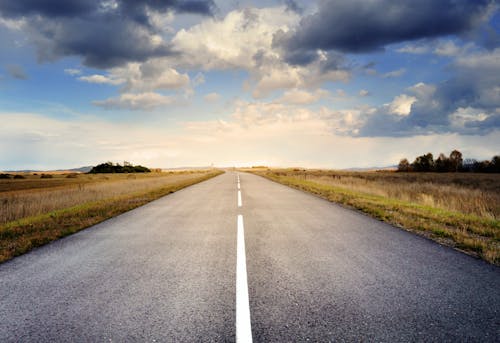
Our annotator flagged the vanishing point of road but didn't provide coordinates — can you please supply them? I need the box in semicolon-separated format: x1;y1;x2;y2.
1;172;499;341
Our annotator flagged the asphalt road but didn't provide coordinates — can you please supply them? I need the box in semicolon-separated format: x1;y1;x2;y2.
1;171;499;342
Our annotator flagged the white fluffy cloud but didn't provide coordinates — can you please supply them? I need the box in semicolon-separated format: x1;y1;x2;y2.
78;74;124;85
113;59;190;92
277;88;330;105
171;6;349;98
76;59;191;110
204;92;220;102
388;94;416;115
172;7;300;70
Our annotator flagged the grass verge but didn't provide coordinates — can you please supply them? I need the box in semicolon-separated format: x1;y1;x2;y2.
249;170;500;265
0;170;223;263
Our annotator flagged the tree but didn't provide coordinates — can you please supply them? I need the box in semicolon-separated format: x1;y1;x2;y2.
462;158;477;172
397;158;411;172
434;153;450;172
412;153;434;172
491;155;500;173
449;150;463;172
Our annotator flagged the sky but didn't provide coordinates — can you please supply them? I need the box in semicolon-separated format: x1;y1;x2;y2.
0;0;499;170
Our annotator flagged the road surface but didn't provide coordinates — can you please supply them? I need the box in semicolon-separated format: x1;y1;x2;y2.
1;172;499;342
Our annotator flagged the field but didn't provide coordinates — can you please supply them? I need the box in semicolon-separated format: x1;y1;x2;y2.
0;170;223;263
246;168;500;265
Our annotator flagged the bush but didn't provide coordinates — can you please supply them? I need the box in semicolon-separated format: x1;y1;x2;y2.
13;175;25;179
397;158;410;172
40;174;53;179
88;162;151;174
66;173;78;178
0;173;11;179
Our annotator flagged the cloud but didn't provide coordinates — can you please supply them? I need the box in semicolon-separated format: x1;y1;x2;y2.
382;68;406;78
277;88;329;105
0;0;215;20
0;111;185;170
396;39;475;57
249;50;349;98
433;41;467;57
25;17;173;68
396;43;430;55
0;0;216;68
92;92;175;110
192;73;205;86
275;0;492;64
359;89;370;97
74;59;190;108
114;59;190;92
171;6;300;70
78;74;124;85
170;6;349;97
355;49;500;136
5;64;28;79
1;111;499;170
284;0;303;14
204;92;220;102
64;68;81;75
388;94;416;116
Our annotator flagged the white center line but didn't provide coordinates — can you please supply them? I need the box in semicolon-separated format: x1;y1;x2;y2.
236;214;253;343
238;190;242;207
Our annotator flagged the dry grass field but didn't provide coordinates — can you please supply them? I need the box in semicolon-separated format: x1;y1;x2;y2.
0;170;223;263
247;168;500;265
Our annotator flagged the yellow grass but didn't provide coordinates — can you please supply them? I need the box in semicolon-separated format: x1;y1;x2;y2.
0;170;223;263
247;168;500;265
0;172;215;224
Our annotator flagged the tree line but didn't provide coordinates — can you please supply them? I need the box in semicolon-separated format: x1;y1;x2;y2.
397;150;500;173
88;162;151;174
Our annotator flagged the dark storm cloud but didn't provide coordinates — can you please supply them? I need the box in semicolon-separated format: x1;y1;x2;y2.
0;0;94;18
0;0;215;19
0;0;216;68
175;0;215;14
26;17;175;69
275;0;493;64
284;0;303;14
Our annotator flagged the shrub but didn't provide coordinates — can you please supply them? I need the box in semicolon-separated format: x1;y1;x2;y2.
13;175;25;179
88;162;151;174
397;158;410;172
0;174;11;179
40;174;53;179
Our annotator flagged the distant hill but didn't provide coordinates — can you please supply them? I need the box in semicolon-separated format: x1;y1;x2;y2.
65;166;93;173
342;165;397;171
4;166;93;173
